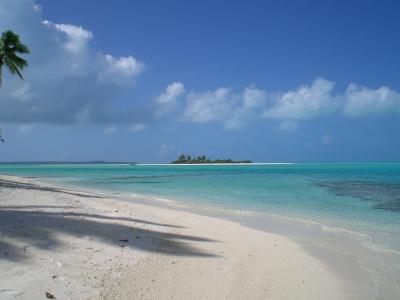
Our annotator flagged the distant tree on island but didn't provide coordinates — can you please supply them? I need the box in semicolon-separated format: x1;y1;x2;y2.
171;154;252;164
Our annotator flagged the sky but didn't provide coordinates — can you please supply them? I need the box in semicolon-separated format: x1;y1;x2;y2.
0;0;399;163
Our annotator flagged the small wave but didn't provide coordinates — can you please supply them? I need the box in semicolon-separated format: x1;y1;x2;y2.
154;197;177;203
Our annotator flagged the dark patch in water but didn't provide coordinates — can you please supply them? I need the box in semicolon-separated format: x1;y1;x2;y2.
95;181;165;184
316;180;400;212
128;181;164;184
108;173;204;180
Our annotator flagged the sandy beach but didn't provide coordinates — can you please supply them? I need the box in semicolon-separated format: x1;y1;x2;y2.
0;174;356;299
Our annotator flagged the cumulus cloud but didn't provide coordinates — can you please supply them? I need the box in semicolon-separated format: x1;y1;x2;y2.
343;84;400;117
48;22;93;52
183;86;265;129
174;78;400;131
224;87;266;130
0;0;145;125
155;82;185;116
183;87;235;123
180;79;342;130
263;78;338;120
98;54;144;85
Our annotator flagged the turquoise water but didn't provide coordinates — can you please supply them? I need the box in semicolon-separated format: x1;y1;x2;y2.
1;163;400;253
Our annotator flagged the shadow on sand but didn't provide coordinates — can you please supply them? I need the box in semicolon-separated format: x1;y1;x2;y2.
0;205;218;261
0;179;106;199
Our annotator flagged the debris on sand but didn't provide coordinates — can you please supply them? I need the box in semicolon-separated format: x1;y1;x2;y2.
45;291;56;299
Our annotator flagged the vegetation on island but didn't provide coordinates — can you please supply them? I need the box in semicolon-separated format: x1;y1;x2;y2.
171;154;252;164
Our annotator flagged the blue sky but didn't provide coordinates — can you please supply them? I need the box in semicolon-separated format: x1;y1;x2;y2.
0;0;399;162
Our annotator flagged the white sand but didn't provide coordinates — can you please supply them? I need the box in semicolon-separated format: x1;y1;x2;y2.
0;175;349;299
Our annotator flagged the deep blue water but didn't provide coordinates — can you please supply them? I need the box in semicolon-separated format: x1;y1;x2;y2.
1;163;399;252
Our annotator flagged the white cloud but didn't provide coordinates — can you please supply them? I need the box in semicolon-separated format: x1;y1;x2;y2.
103;125;117;135
343;84;400;117
182;86;265;130
183;87;234;123
179;79;343;131
49;22;93;52
0;0;145;125
128;123;147;132
263;78;338;120
243;87;267;108
98;54;144;85
224;87;266;130
181;79;400;130
155;82;185;116
171;78;400;131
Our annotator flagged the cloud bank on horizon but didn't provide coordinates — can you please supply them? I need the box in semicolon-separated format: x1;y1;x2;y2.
1;0;400;133
157;77;400;131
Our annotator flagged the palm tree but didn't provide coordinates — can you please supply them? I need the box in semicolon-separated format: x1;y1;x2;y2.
0;30;30;87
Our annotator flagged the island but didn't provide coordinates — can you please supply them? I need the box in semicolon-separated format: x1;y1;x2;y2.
171;154;252;164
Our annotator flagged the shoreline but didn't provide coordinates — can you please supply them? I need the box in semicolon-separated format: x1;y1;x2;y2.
0;174;385;299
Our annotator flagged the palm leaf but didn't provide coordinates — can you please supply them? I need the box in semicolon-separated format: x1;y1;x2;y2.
4;57;24;79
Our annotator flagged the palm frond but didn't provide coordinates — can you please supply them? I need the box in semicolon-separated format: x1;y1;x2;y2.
15;43;29;54
4;57;24;79
8;54;27;69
